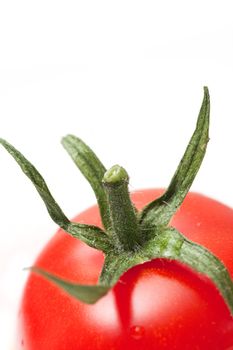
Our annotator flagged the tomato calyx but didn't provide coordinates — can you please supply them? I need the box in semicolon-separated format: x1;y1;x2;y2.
1;87;233;315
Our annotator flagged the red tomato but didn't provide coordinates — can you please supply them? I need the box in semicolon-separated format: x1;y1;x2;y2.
18;189;233;350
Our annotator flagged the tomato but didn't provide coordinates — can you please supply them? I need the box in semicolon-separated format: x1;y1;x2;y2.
0;88;230;349
18;189;233;350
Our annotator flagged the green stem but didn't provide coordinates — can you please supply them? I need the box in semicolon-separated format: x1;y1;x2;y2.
102;165;141;251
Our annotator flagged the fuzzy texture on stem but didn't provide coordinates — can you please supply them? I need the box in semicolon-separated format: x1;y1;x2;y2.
103;165;141;251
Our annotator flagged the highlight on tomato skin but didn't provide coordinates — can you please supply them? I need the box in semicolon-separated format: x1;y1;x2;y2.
18;190;233;350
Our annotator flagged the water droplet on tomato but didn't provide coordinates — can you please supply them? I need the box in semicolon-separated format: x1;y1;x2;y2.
130;325;145;339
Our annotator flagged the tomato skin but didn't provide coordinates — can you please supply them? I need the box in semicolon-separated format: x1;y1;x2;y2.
18;189;233;350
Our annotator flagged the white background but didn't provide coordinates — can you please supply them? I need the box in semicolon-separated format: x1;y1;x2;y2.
1;1;233;349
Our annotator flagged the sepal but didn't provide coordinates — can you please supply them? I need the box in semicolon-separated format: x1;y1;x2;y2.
29;267;110;304
139;87;210;228
62;135;111;231
143;226;233;315
0;138;110;252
